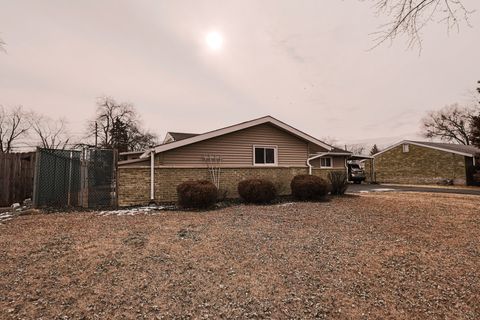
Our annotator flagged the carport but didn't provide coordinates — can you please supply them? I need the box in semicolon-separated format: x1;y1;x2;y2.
349;155;375;183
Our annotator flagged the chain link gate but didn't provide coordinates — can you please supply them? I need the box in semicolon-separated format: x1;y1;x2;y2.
33;148;117;208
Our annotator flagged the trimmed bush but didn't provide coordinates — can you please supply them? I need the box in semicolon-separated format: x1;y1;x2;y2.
328;171;348;195
238;179;277;204
290;174;329;201
177;180;218;209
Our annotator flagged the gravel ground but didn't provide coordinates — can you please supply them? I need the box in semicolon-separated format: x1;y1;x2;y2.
0;193;479;319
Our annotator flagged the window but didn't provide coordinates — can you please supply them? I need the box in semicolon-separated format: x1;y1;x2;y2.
320;157;332;168
253;146;277;165
402;144;409;153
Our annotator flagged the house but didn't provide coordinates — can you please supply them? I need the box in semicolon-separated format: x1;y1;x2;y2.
372;140;480;186
117;116;351;206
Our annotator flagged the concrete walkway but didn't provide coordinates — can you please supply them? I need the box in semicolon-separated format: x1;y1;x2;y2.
347;183;480;196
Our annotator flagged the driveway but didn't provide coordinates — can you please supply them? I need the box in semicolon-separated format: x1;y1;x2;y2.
347;183;480;196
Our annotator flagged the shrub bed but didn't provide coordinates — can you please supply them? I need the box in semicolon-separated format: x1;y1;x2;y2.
290;174;329;201
328;171;348;195
238;179;277;204
177;180;218;209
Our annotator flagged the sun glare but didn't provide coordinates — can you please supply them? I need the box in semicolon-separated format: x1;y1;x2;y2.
205;31;223;51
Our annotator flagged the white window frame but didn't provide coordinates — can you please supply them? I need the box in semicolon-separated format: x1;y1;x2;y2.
402;144;410;153
252;145;278;166
320;157;333;168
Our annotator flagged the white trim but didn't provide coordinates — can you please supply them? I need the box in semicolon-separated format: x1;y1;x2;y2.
402;143;409;153
119;165;307;169
163;133;174;144
140;116;334;158
373;140;477;158
252;145;278;166
320;157;333;168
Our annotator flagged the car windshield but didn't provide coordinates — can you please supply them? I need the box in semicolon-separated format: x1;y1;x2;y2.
350;164;360;169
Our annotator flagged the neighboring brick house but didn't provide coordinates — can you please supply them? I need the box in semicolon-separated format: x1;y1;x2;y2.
373;140;480;186
117;116;351;206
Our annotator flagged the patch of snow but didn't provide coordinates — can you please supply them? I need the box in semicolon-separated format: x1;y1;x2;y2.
0;213;13;219
277;202;295;207
98;205;174;216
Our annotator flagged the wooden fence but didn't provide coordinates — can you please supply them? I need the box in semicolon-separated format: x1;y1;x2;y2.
0;152;36;207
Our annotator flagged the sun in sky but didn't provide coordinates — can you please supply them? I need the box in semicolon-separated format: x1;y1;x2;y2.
205;31;224;51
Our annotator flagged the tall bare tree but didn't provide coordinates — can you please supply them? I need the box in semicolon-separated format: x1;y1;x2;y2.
422;104;473;145
468;80;480;147
0;106;30;153
0;35;5;53
87;96;158;151
372;0;472;48
346;144;366;155
30;115;72;149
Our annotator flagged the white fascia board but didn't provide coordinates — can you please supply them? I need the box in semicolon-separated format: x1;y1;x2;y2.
373;140;475;158
140;116;334;158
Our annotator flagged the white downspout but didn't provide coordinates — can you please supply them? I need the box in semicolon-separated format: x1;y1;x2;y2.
307;153;328;175
150;151;155;201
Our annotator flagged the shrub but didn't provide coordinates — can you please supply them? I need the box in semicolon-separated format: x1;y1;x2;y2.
176;180;218;209
290;174;329;201
328;171;348;195
238;179;277;204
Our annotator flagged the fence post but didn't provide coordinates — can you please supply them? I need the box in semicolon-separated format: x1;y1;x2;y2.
113;148;118;207
80;148;89;208
67;150;73;206
32;148;41;207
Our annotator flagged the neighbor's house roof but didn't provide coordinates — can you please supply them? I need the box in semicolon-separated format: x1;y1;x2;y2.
140;115;337;159
163;132;199;144
373;140;480;158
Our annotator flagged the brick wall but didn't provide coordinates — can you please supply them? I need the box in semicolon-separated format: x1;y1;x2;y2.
117;167;151;206
374;143;467;185
311;168;343;180
118;166;349;206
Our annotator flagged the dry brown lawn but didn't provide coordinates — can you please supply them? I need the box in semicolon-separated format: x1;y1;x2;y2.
0;193;479;319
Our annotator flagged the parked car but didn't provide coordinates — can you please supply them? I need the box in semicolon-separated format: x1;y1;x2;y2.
347;163;366;184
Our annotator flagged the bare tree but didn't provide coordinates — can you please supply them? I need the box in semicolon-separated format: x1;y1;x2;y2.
371;0;472;49
0;106;30;153
88;97;136;148
320;136;339;147
30;115;72;149
346;144;366;155
0;32;6;53
422;104;473;145
87;96;158;151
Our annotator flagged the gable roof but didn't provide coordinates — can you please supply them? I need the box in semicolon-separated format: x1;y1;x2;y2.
373;140;480;158
163;132;199;144
140;115;334;158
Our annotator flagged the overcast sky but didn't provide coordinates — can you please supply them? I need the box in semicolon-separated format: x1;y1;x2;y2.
1;0;479;149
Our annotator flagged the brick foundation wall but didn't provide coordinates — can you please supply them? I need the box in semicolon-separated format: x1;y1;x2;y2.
119;166;335;206
374;144;467;185
311;168;344;180
117;167;151;206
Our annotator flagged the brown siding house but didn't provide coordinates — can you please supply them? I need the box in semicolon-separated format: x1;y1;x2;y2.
373;140;480;186
117;116;350;206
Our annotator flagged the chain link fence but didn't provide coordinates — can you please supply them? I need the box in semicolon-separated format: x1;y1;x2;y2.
33;148;117;208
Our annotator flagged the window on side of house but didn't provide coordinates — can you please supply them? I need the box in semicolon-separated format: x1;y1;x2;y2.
253;146;277;166
402;144;410;153
320;157;332;168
